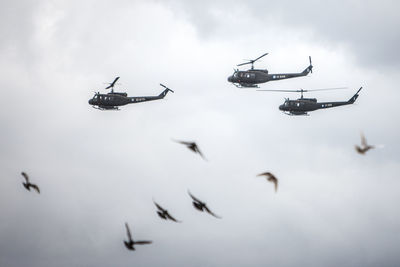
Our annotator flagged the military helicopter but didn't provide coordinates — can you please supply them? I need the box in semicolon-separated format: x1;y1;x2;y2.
258;87;363;115
88;77;174;110
227;53;313;88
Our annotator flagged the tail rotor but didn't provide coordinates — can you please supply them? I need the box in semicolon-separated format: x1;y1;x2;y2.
160;83;174;93
159;83;174;98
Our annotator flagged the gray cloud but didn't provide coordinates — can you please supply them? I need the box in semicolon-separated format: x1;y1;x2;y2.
0;0;400;266
161;0;400;69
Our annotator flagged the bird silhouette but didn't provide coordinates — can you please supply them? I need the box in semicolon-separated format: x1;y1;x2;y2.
257;172;278;193
188;190;221;218
173;140;207;160
21;172;40;194
123;223;152;251
355;133;374;155
153;200;182;223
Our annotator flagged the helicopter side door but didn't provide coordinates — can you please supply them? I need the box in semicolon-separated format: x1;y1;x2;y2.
245;72;256;81
291;101;304;111
237;72;255;81
97;95;116;106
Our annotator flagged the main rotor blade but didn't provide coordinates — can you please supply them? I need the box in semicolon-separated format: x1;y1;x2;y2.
257;89;302;92
257;87;347;93
237;53;268;67
237;61;252;67
303;87;347;92
253;52;269;62
105;77;120;89
111;77;120;85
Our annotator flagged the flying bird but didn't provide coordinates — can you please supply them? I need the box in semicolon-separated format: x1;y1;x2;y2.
153;200;181;223
123;223;152;251
21;172;40;194
355;133;374;155
173;140;207;160
188;190;221;218
257;172;278;192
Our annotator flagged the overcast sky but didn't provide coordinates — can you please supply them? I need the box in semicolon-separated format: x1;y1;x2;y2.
1;0;400;266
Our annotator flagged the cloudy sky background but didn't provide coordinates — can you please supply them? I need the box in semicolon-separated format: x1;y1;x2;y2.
1;0;399;266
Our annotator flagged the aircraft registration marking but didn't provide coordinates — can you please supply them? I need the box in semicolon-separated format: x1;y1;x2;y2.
322;104;332;107
133;98;146;102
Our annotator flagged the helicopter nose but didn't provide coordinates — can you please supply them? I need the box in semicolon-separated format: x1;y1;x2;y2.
279;104;284;111
227;76;233;82
88;99;93;105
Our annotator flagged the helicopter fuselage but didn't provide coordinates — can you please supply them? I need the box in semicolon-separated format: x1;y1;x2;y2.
88;87;173;110
227;67;312;88
278;88;362;115
228;55;313;88
279;99;350;115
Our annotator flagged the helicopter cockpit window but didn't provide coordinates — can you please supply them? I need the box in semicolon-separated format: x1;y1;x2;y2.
284;102;289;107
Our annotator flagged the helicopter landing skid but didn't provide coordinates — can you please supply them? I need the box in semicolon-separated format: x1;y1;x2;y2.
92;106;120;111
283;111;309;116
234;83;259;88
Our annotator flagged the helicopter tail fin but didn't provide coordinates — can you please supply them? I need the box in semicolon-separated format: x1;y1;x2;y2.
302;65;313;75
348;87;362;104
302;56;313;75
158;84;174;98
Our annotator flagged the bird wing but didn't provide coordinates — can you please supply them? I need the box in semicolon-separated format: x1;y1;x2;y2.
166;212;181;223
188;190;202;203
30;184;40;194
268;177;278;192
153;200;165;212
194;146;207;161
21;172;29;182
125;223;133;242
257;172;274;180
135;240;152;245
361;133;367;147
173;139;193;146
204;205;222;219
